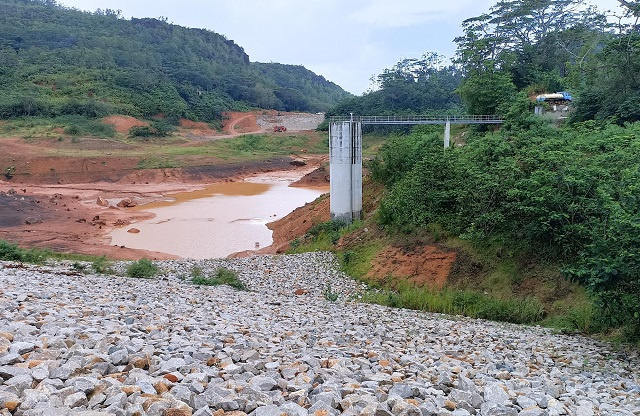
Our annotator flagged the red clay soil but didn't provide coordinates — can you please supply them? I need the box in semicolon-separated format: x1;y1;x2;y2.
221;112;262;135
179;119;211;130
102;115;149;134
0;188;176;260
267;194;330;254
368;246;456;289
290;165;329;187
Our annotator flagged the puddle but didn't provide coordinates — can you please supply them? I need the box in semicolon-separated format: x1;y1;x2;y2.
109;174;327;259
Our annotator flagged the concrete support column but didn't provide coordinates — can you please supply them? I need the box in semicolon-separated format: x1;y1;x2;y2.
444;120;451;148
329;121;362;223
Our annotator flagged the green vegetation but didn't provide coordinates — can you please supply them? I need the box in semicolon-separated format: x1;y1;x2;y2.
371;118;640;340
0;0;351;125
126;258;158;279
0;115;115;138
326;52;462;133
0;240;118;270
323;284;339;302
316;0;640;341
453;0;639;124
364;284;545;325
91;255;112;274
191;267;246;291
0;240;50;263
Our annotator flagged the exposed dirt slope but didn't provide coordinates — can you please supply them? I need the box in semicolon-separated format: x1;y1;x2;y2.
102;115;148;133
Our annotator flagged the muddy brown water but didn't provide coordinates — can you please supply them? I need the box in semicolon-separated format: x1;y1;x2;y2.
109;174;327;259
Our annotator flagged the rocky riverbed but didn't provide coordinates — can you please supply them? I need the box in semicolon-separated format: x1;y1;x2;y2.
1;252;638;416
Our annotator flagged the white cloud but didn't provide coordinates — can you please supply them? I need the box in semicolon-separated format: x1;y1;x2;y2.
351;0;479;28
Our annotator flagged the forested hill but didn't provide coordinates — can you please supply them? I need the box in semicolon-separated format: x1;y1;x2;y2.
0;0;352;122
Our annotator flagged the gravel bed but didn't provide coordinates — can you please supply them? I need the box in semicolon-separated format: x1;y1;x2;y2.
0;252;639;416
257;114;324;131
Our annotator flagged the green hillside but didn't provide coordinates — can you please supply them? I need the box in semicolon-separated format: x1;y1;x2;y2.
0;0;351;122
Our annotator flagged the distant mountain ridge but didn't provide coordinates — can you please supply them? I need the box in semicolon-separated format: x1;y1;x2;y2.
0;0;352;122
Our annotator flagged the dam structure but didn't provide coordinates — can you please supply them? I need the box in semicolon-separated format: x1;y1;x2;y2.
329;115;504;223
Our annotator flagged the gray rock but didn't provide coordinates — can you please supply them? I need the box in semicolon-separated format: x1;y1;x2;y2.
68;377;99;394
249;375;278;391
310;391;340;408
484;383;510;405
108;349;128;366
252;404;286;416
64;392;88;408
0;352;23;365
193;408;214;416
480;402;518;416
9;341;36;355
518;407;547;416
0;390;21;410
0;365;30;379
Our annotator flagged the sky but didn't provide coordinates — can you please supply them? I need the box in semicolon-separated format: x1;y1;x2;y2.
55;0;623;95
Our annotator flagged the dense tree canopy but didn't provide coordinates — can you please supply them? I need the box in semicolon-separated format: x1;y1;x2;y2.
352;0;640;339
0;0;351;122
327;53;462;118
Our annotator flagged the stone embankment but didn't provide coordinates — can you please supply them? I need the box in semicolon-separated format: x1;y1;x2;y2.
1;252;639;416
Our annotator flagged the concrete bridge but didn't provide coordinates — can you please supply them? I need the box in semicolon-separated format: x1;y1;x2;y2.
329;115;504;222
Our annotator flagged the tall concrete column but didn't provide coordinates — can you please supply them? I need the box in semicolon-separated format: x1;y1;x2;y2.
329;121;362;223
444;120;451;148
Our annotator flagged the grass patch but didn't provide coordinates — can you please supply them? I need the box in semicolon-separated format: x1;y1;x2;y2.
0;115;115;138
191;267;246;290
137;157;179;169
126;258;158;278
362;282;545;325
0;240;51;263
0;240;121;272
91;255;112;274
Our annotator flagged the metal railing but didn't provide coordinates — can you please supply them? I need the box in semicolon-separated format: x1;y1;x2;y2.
329;115;504;125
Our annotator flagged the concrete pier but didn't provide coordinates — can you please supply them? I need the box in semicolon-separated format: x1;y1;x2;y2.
329;121;362;222
444;120;451;148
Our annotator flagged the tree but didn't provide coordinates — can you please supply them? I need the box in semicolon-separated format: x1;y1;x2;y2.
327;53;462;117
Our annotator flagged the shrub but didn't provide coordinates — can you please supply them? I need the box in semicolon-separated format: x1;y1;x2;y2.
0;240;50;263
323;283;339;301
64;125;80;135
0;240;26;261
91;255;112;274
126;258;158;278
191;267;245;290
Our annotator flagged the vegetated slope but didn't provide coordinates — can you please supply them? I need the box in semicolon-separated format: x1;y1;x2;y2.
326;53;463;118
0;0;352;122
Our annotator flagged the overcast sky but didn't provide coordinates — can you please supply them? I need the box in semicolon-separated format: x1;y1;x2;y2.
56;0;623;95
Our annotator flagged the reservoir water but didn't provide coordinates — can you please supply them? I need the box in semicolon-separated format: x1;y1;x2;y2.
109;173;327;258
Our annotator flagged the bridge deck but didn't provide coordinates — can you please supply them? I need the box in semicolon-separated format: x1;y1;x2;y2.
330;115;504;125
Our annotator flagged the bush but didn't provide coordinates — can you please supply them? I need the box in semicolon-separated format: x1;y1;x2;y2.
126;258;158;278
0;240;26;261
0;240;50;263
128;121;175;139
91;255;112;274
191;267;246;290
373;121;640;339
64;125;80;135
